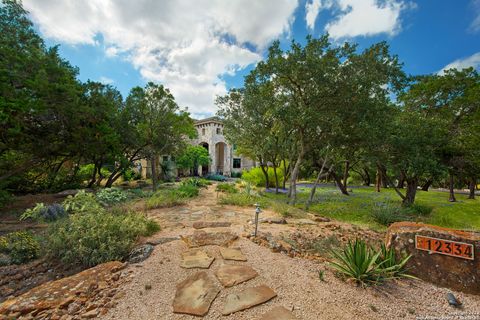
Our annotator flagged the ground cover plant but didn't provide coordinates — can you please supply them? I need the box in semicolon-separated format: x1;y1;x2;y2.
0;231;40;265
215;182;238;194
95;187;128;206
20;203;67;222
145;182;202;209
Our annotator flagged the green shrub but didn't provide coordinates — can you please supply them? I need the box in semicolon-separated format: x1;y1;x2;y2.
146;190;186;209
370;202;407;226
46;211;159;267
122;168;141;181
402;203;433;216
205;174;227;181
20;203;67;222
0;189;11;209
329;239;414;287
178;184;200;197
62;190;103;214
242;167;284;188
96;188;128;206
218;193;268;208
231;172;242;178
0;232;40;264
181;177;209;188
270;201;304;218
77;164;111;182
215;183;238;194
127;188;153;199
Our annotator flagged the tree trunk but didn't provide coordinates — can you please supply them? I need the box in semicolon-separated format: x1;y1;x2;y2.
282;160;288;190
288;144;305;205
421;179;433;191
343;160;350;190
402;178;418;206
375;167;381;192
468;178;476;199
448;173;456;202
151;156;158;192
331;171;349;195
260;163;269;190
273;165;279;193
95;164;103;187
362;168;371;186
87;162;98;188
397;172;405;189
380;166;388;188
305;156;329;210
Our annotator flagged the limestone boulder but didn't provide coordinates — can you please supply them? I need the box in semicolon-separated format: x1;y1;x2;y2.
386;222;480;294
173;271;220;316
192;221;232;229
181;230;238;247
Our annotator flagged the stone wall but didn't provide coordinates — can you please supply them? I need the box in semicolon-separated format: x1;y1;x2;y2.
386;222;480;295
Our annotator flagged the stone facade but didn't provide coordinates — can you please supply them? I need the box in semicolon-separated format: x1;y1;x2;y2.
192;117;255;176
139;117;255;178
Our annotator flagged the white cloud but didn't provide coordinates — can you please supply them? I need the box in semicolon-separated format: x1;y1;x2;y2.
23;0;298;118
305;0;333;30
470;0;480;32
438;52;480;75
99;76;114;85
325;0;407;39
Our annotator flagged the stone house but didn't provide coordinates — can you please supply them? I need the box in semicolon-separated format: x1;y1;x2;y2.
138;117;255;178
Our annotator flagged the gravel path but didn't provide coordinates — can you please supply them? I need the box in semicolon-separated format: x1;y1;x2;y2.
102;185;480;320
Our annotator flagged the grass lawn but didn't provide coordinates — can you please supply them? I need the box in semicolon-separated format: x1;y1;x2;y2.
263;185;480;232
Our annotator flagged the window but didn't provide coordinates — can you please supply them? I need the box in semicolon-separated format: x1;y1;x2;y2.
162;156;168;162
170;156;175;162
202;128;205;135
233;158;241;169
216;127;221;134
233;144;237;151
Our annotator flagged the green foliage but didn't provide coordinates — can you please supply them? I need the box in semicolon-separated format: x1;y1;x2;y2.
46;210;159;267
309;235;342;256
177;184;199;198
122;168;141;181
176;146;211;174
329;239;413;287
180;177;209;188
77;164;111;182
215;183;238;194
231;172;242;178
218;193;268;208
96;188;128;206
145;190;186;209
20;203;66;222
0;189;12;209
205;174;227;181
242;167;284;188
62;191;103;214
371;201;433;226
0;231;40;265
270;201;304;218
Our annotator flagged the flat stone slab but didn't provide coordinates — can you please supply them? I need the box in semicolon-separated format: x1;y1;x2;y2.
260;306;298;320
259;217;287;224
173;271;220;316
219;247;247;261
292;218;317;225
181;230;238;247
180;249;214;269
215;264;258;287
193;221;232;229
222;285;277;315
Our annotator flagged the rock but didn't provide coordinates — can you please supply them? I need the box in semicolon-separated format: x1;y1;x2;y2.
259;217;287;224
293;219;317;225
313;216;331;223
127;244;154;263
386;222;480;294
180;249;215;269
0;253;11;266
260;306;298;320
222;285;277;315
219;247;247;261
173;271;220;316
0;261;124;317
215;264;258;287
81;309;98;318
146;237;180;246
181;230;238;247
192;221;232;229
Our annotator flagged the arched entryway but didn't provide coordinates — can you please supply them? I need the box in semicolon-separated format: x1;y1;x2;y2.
199;142;209;176
215;142;226;175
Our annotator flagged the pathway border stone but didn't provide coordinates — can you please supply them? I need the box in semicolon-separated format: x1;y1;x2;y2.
173;271;220;316
222;285;277;315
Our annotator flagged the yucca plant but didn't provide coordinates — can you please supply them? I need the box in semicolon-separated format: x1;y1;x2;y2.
329;239;385;287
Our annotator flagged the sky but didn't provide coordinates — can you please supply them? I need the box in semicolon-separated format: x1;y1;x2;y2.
23;0;480;119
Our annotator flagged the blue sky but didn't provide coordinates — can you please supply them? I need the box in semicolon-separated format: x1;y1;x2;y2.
24;0;480;119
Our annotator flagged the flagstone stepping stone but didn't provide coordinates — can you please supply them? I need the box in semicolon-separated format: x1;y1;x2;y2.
180;249;214;269
181;230;238;247
193;221;232;229
173;271;220;316
215;264;258;287
258;217;287;224
260;306;298;320
222;285;277;315
219;247;247;261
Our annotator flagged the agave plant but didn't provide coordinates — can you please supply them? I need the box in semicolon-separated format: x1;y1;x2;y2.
377;244;416;280
329;239;385;287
